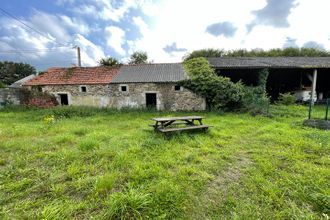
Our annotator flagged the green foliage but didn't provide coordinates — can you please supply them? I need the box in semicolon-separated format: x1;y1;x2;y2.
240;68;270;115
99;57;122;66
129;51;148;64
277;93;296;105
183;47;330;61
0;81;6;88
225;47;330;57
104;188;151;219
183;48;225;61
0;61;36;85
180;58;244;110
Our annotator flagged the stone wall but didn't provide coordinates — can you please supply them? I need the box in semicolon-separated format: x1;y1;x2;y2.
0;88;21;106
39;83;206;111
42;84;111;107
109;83;206;111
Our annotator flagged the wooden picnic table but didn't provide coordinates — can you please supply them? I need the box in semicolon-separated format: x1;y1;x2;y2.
150;116;210;133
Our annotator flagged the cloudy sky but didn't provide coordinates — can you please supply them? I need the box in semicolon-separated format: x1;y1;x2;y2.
0;0;330;70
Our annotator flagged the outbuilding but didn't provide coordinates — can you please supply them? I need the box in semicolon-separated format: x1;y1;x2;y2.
24;63;206;111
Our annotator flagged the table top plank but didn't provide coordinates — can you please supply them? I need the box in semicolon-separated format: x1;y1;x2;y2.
152;116;203;122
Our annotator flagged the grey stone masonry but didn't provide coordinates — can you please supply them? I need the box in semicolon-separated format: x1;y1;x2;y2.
109;83;206;111
0;88;21;106
38;83;206;111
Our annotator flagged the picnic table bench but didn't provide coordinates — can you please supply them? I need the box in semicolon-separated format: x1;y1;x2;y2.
150;116;210;133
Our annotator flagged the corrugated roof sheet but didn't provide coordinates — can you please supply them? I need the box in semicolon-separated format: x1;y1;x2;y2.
207;57;330;68
10;74;36;87
24;67;119;86
111;63;188;83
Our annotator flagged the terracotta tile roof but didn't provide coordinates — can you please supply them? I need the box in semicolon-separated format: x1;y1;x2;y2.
24;66;119;85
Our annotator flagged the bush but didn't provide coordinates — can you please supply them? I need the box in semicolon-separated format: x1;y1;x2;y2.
241;87;270;115
19;89;58;108
180;58;245;110
277;93;296;105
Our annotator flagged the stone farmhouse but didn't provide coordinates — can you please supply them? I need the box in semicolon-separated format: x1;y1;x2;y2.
24;63;206;111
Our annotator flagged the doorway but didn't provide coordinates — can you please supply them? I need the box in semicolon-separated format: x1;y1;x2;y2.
58;93;69;105
146;93;157;109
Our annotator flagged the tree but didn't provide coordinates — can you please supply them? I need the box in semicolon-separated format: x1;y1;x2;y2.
179;57;244;110
183;49;225;61
128;51;148;64
0;61;37;85
99;57;121;66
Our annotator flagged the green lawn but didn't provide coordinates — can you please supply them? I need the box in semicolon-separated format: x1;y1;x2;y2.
0;105;329;219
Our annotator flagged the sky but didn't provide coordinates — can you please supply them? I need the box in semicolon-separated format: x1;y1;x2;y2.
0;0;330;70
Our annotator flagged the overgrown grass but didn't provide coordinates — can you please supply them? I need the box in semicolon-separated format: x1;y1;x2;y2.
0;105;329;219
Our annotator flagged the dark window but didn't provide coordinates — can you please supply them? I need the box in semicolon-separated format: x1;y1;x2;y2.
174;85;181;91
58;94;69;105
81;86;87;92
121;85;127;92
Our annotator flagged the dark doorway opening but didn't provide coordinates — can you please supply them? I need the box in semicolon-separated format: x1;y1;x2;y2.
146;93;157;109
59;94;69;105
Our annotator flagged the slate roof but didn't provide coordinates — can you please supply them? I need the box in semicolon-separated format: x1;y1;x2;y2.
24;67;119;86
207;57;330;69
111;63;188;83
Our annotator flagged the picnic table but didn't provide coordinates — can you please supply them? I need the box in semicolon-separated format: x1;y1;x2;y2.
150;116;210;133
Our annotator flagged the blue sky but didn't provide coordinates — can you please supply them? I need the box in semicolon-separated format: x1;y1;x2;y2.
0;0;329;70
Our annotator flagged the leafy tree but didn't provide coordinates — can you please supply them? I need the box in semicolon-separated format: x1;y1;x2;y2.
0;61;36;85
128;51;148;64
183;49;225;61
179;57;244;110
99;57;122;67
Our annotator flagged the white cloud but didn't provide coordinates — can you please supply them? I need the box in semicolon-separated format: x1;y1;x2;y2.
0;12;105;70
128;0;330;63
105;26;126;56
72;0;136;22
74;34;105;66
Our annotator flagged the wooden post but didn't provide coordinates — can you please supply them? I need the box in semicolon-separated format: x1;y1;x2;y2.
326;98;329;121
311;69;317;105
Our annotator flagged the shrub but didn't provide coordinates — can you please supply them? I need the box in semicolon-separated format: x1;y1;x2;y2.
19;89;58;108
277;92;296;105
180;58;245;110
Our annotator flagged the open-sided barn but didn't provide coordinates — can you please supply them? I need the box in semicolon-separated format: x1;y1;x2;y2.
207;57;330;101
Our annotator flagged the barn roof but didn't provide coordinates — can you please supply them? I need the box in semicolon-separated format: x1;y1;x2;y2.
207;57;330;69
111;63;188;83
24;67;119;86
10;74;36;88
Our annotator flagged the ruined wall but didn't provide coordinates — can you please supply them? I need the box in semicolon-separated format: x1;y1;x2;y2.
40;83;206;111
109;83;206;111
0;88;21;106
42;84;111;107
